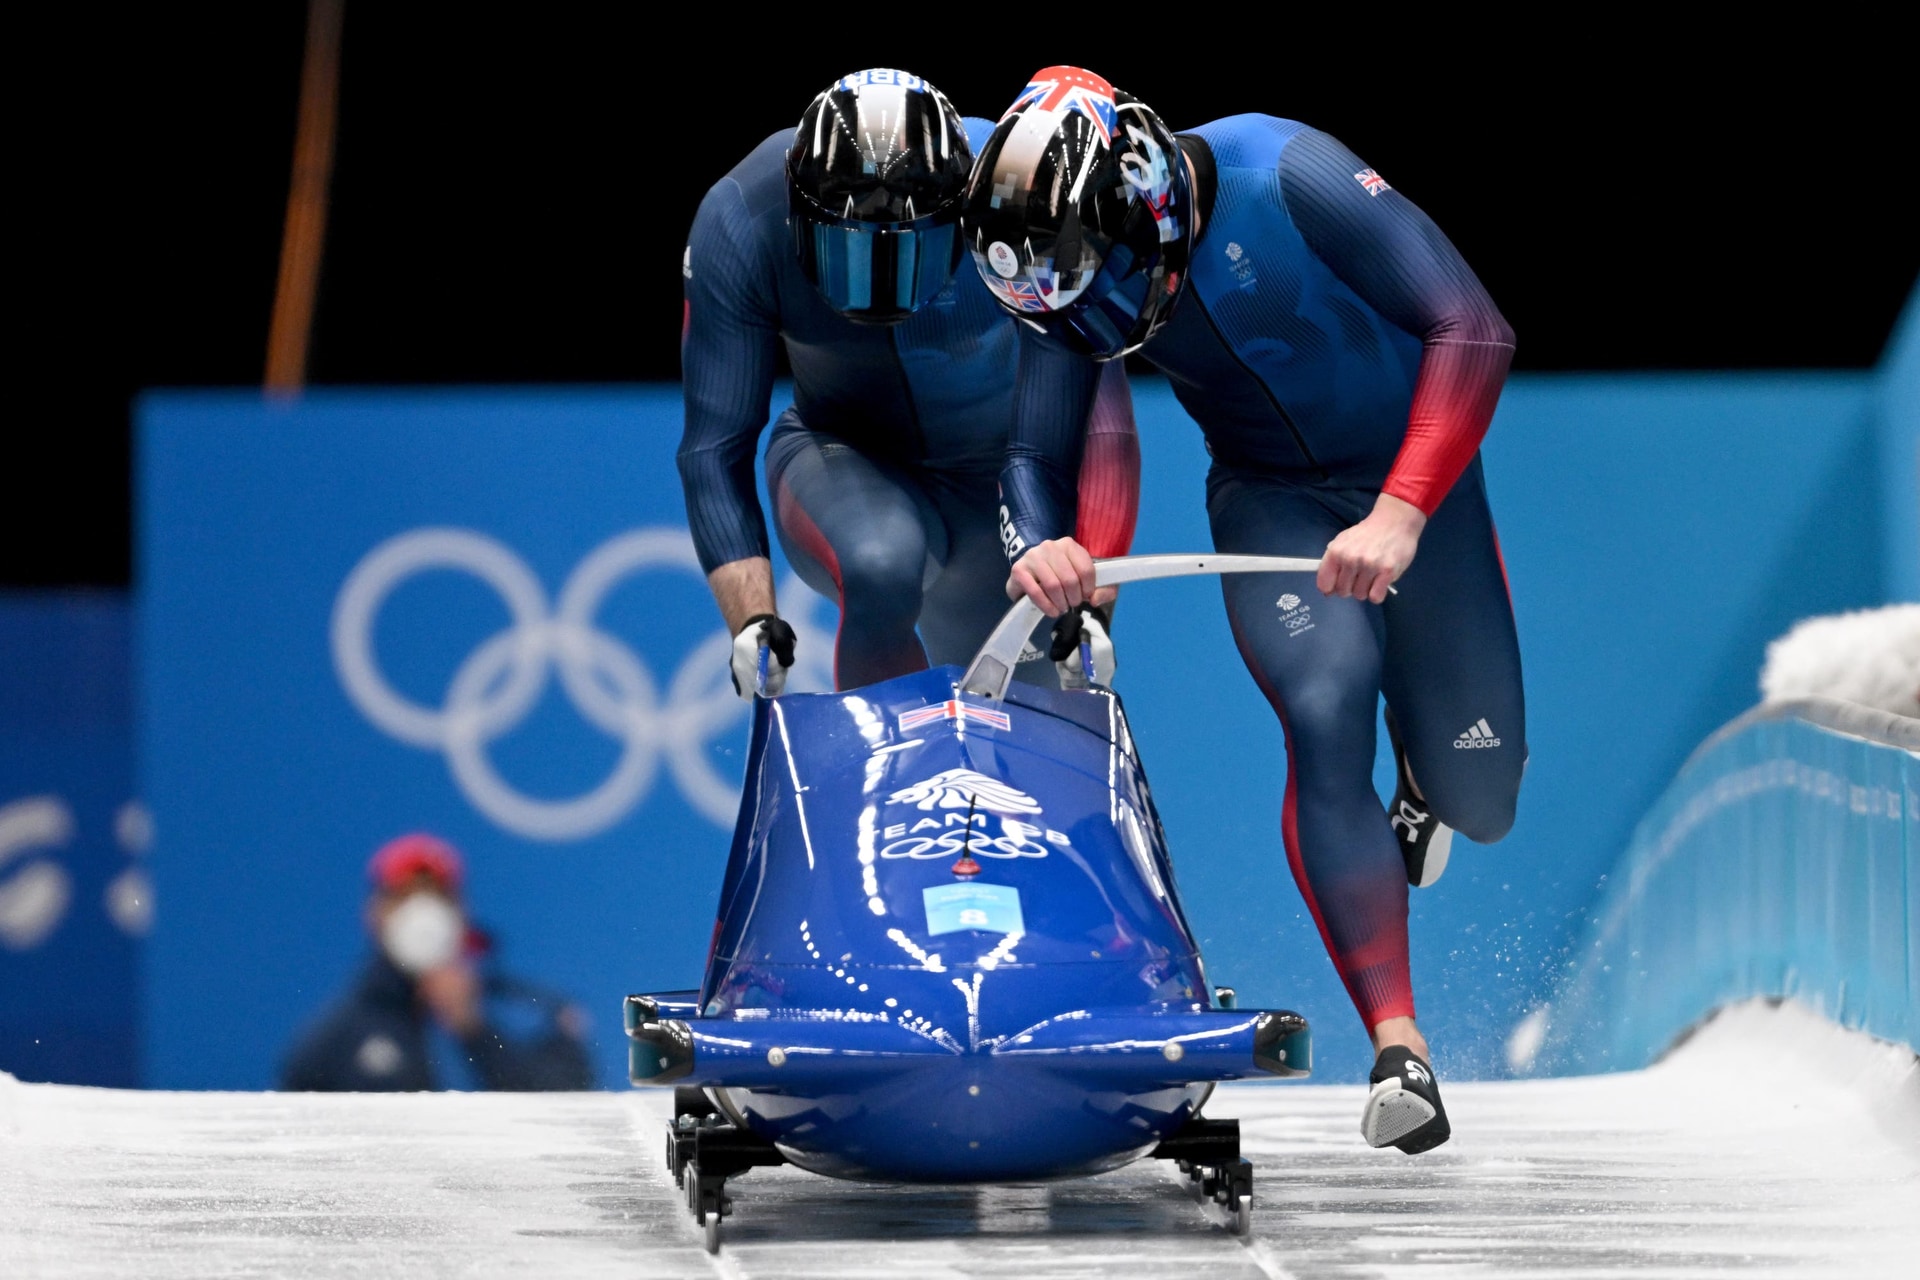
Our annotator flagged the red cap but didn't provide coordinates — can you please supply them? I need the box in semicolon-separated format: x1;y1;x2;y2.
367;833;465;896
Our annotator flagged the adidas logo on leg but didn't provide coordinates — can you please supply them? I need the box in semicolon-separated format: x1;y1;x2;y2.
1453;718;1502;749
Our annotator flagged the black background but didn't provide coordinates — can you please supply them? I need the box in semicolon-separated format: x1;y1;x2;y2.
23;11;1915;587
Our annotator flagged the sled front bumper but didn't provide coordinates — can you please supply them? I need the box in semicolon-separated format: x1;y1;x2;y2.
624;993;1310;1088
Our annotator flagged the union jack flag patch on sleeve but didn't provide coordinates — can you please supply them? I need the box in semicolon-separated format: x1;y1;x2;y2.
1354;168;1391;197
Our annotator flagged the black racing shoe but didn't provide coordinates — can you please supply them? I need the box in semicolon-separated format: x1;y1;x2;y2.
1362;1046;1450;1153
1385;714;1452;888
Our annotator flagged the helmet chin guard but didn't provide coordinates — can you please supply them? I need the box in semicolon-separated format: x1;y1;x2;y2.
961;66;1193;360
787;69;973;325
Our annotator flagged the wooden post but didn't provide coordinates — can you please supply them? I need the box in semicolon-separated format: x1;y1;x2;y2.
265;0;345;394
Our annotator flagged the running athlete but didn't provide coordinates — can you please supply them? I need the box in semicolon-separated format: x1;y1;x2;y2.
678;69;1136;697
964;67;1525;1154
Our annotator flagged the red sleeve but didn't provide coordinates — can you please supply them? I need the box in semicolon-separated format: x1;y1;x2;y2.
1072;361;1140;558
1276;128;1514;515
1380;340;1514;515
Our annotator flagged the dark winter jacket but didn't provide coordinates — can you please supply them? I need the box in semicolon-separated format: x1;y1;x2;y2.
279;955;594;1092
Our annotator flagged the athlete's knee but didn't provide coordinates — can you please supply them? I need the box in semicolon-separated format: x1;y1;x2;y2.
1281;669;1378;753
835;522;927;611
1452;796;1516;845
1435;766;1520;844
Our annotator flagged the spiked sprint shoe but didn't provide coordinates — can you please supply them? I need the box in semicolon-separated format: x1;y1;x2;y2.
1362;1045;1451;1154
1385;717;1452;887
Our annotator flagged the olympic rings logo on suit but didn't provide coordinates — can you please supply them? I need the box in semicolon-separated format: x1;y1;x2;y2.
331;527;831;842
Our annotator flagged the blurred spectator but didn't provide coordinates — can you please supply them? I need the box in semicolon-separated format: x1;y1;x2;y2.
280;833;593;1091
1761;605;1920;719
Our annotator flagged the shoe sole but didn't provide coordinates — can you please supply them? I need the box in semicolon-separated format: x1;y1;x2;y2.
1361;1078;1437;1148
1412;823;1454;888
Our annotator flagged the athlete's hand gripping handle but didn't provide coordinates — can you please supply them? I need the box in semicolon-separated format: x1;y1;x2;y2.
1007;537;1115;615
964;553;1324;700
1317;493;1427;604
730;614;797;699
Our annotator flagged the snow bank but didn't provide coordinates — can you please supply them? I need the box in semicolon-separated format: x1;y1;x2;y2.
1656;997;1920;1150
1760;603;1920;718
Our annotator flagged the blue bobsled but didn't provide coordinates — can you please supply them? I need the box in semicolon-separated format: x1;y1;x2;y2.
627;555;1319;1249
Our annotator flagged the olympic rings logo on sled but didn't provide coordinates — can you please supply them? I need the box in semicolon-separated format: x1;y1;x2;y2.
877;769;1073;859
331;527;830;842
877;821;1068;860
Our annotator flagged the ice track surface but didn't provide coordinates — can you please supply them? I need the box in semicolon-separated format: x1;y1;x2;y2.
3;1002;1915;1279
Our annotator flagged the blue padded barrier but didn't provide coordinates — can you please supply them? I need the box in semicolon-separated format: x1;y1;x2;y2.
1533;700;1919;1074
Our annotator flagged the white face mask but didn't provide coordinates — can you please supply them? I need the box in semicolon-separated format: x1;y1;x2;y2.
380;892;464;975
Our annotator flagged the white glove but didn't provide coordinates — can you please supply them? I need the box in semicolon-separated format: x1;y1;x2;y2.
730;614;797;699
1049;604;1115;689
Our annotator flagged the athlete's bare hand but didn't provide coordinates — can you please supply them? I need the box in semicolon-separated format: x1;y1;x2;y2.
1007;538;1100;617
1318;493;1427;604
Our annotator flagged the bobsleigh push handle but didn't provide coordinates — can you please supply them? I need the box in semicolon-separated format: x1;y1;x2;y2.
960;553;1324;701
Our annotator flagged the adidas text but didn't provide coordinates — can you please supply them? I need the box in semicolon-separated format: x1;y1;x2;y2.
1454;718;1502;749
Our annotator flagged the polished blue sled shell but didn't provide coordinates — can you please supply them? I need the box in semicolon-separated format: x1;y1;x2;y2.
637;666;1306;1182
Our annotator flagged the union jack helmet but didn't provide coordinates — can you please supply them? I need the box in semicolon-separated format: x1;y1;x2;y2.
961;66;1192;360
787;69;974;325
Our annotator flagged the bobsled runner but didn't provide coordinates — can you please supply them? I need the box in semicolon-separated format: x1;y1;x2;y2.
627;554;1320;1250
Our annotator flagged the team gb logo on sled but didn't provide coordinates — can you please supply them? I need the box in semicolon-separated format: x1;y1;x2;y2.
878;768;1072;860
886;769;1041;815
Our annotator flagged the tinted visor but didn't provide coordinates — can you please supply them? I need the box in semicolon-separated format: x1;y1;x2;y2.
1032;245;1159;361
795;212;961;324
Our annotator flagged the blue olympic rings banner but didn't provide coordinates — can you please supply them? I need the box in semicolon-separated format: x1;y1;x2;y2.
138;391;839;1089
330;526;833;840
1529;705;1919;1074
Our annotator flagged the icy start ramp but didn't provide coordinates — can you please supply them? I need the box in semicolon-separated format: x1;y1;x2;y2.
2;1002;1913;1279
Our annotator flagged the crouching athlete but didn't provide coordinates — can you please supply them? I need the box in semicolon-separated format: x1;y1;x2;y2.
679;68;1137;697
965;66;1526;1153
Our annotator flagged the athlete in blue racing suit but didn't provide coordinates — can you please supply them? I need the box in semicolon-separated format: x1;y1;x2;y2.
966;68;1524;1154
678;70;1136;695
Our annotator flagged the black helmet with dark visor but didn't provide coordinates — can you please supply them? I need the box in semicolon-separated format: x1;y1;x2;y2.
787;69;973;325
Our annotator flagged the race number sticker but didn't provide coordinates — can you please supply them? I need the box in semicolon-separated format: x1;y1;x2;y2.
923;883;1024;936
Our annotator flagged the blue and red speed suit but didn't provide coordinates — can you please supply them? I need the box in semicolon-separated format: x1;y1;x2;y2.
679;122;1136;689
1001;116;1526;1031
